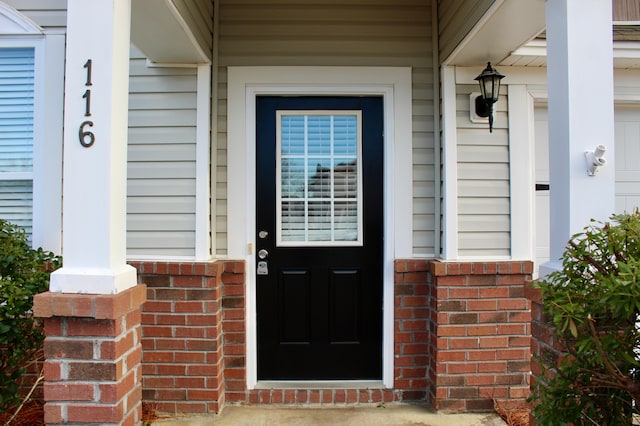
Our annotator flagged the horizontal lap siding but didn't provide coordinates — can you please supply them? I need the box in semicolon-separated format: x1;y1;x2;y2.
215;67;228;255
127;47;198;257
456;85;510;257
216;0;435;256
3;0;67;30
413;66;436;255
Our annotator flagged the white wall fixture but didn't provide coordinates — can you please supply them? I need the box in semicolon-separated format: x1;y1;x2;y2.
585;144;607;176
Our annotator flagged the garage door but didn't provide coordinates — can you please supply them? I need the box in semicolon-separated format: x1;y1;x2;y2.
615;108;640;212
534;106;640;275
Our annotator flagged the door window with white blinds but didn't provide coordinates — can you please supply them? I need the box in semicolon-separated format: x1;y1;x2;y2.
0;48;34;237
276;111;363;246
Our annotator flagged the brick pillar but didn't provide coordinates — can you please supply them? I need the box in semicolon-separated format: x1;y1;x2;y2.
33;285;146;425
134;260;244;414
526;281;562;426
394;259;431;401
428;261;532;411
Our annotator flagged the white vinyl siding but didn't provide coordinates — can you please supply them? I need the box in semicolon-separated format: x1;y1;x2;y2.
412;66;436;255
0;47;34;237
127;46;198;258
456;84;510;257
216;0;435;256
2;0;67;31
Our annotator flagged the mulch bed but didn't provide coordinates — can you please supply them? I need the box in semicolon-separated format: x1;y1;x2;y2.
0;400;45;426
0;401;165;425
494;399;530;426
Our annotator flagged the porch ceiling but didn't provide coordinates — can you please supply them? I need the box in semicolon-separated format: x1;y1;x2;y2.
448;0;640;70
443;0;546;67
500;27;640;69
130;0;211;64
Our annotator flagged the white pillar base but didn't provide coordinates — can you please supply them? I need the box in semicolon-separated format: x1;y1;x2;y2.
50;264;137;295
538;260;563;279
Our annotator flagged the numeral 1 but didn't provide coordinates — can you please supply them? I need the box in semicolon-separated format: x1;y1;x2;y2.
82;89;91;117
83;59;92;86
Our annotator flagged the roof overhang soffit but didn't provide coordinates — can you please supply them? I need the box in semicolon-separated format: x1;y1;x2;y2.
443;0;546;67
130;0;211;65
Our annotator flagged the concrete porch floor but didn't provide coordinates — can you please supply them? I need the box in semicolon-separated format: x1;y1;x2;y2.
151;403;507;426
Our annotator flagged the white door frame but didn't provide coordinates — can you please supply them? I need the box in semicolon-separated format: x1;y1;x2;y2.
227;66;412;389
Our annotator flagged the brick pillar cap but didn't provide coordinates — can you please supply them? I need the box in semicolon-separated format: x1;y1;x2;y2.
33;284;147;319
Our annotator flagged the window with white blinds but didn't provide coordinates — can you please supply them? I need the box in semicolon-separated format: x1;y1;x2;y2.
0;48;35;237
276;111;363;246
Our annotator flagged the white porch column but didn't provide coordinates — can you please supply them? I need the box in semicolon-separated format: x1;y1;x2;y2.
541;0;615;276
50;0;136;294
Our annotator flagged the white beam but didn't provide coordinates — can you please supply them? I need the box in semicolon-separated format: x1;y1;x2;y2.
541;0;615;275
508;85;536;260
50;0;136;294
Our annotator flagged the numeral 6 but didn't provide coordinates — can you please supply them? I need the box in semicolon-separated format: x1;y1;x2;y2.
79;120;95;147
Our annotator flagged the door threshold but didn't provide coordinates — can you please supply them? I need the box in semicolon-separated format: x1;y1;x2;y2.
255;381;385;390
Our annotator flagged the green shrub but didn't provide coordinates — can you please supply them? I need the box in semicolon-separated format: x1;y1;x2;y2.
531;211;640;425
0;219;60;412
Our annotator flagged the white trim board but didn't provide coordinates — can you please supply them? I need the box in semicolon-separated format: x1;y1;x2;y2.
227;66;412;390
440;66;458;260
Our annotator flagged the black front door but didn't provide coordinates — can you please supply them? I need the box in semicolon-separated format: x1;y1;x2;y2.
256;96;383;380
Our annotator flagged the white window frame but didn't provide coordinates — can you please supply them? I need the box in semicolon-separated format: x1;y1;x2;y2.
276;110;364;247
227;66;412;390
0;5;64;253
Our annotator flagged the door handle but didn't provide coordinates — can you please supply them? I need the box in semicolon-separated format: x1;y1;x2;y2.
258;249;269;259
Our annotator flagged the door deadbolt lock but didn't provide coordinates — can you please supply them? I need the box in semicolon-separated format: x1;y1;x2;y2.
258;249;269;259
258;230;269;239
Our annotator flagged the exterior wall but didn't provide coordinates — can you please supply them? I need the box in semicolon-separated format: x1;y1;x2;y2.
526;283;561;426
456;84;511;257
2;0;66;31
132;260;241;414
438;0;495;63
127;47;199;258
133;259;530;414
215;0;436;256
427;260;531;410
33;286;147;425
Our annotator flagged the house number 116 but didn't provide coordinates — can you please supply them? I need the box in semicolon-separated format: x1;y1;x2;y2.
79;59;95;147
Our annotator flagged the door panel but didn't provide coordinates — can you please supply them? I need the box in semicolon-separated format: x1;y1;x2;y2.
280;269;311;343
256;96;383;380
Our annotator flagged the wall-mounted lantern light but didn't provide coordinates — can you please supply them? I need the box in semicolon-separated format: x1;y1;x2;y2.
474;62;505;133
